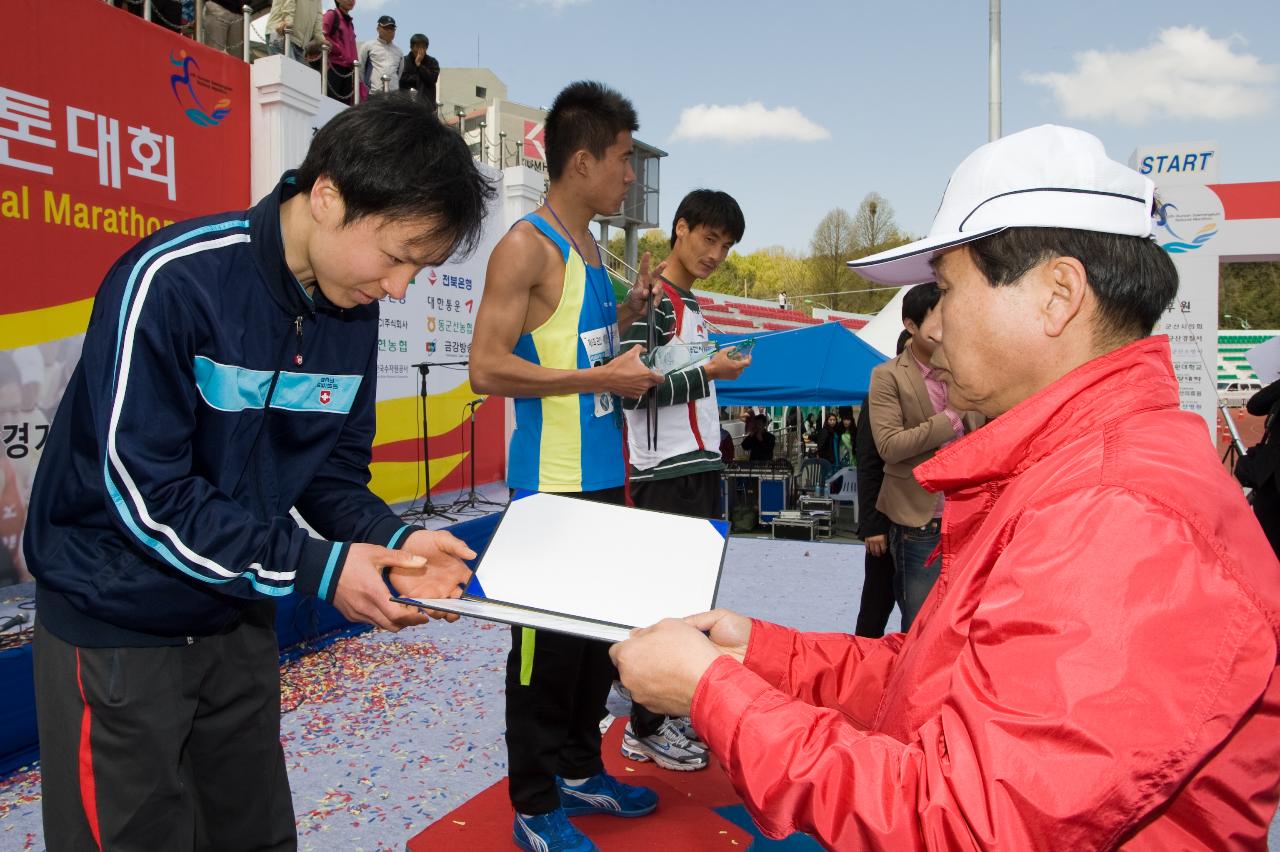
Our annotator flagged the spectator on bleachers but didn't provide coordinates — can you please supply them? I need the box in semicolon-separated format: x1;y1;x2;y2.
399;34;441;106
359;15;402;95
778;291;787;309
266;0;324;62
201;0;244;56
321;0;362;105
742;414;775;461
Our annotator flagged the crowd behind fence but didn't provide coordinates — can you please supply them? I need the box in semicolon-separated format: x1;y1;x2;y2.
103;0;441;112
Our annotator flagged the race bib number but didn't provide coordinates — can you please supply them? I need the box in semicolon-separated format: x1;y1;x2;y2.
581;326;617;419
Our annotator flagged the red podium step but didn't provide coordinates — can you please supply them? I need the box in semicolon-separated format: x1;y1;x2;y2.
407;718;753;850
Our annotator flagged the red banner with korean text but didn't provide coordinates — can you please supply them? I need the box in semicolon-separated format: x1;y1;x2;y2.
0;0;250;585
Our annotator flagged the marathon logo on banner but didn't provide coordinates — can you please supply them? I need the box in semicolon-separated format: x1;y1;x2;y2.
1;0;249;323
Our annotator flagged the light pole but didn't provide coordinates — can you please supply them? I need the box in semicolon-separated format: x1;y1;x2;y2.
989;0;1002;141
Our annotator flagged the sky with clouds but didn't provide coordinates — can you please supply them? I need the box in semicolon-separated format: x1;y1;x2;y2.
346;0;1280;254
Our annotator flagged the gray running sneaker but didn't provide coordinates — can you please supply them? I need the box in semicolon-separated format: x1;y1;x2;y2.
620;719;709;771
667;716;708;753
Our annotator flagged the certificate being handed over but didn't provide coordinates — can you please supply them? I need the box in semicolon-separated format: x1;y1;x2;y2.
394;492;730;642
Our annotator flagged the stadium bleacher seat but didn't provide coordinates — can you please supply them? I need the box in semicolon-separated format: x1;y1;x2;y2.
1215;330;1278;386
703;314;756;329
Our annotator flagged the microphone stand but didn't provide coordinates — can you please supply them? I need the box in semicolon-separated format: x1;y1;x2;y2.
403;361;466;521
451;397;508;513
1221;402;1247;471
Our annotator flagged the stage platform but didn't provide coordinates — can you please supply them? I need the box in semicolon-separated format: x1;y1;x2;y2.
405;719;765;851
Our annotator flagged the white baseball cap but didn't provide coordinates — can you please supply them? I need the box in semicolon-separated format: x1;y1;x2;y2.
848;125;1156;285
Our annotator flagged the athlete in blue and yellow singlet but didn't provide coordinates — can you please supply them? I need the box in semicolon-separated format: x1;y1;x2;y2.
506;213;625;493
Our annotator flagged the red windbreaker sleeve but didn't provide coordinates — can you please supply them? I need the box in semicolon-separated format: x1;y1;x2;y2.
691;489;1279;850
742;619;905;728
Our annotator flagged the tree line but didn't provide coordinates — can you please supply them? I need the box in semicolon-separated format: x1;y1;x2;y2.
1221;263;1280;331
606;192;915;315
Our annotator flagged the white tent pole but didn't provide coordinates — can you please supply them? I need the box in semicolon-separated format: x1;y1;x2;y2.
797;406;804;474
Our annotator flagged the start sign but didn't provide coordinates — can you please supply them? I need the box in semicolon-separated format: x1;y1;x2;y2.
1129;140;1219;187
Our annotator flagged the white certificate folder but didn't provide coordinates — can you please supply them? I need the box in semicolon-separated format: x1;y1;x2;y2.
394;491;730;643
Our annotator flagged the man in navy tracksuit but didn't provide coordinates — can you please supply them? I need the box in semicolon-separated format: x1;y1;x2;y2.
24;93;494;851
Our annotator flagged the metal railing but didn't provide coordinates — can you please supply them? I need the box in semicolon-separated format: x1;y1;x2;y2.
242;5;251;62
115;0;253;61
110;1;417;107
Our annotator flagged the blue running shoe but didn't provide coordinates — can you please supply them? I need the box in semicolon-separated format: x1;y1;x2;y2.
556;772;658;818
512;809;598;852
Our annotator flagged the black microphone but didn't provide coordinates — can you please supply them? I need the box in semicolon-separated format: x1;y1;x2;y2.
466;398;485;407
0;613;28;632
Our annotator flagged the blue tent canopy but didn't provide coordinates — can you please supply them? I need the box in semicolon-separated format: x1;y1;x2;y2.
710;321;888;406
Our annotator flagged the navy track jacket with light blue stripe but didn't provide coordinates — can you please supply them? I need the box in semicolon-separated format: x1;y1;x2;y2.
25;173;420;647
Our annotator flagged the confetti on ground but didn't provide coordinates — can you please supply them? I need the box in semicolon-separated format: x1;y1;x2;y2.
0;618;511;852
282;623;510;850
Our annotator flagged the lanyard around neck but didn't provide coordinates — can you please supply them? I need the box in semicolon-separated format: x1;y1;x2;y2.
543;201;602;269
543;201;616;355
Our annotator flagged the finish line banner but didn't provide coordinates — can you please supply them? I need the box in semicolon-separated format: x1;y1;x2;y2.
0;0;250;585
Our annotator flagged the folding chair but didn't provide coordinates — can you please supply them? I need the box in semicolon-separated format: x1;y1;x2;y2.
826;466;859;527
796;459;826;498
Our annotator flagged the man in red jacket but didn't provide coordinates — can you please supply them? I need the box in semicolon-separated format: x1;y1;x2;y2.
611;124;1280;850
